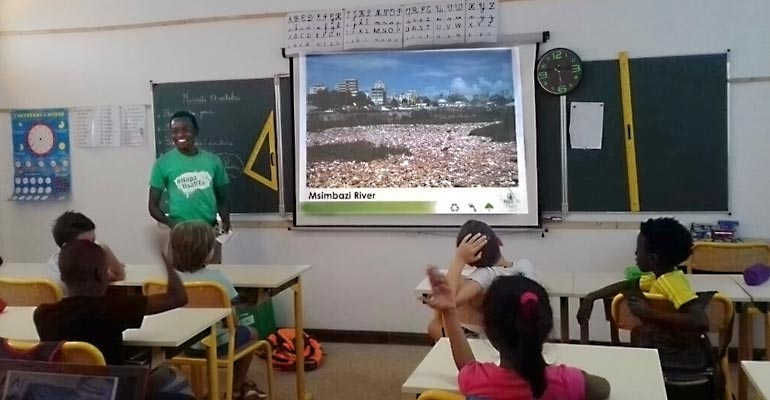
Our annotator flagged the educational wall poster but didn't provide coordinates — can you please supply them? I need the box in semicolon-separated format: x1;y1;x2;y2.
293;45;540;227
72;106;120;147
71;105;147;148
286;9;344;54
10;109;71;202
465;1;498;43
120;105;148;146
343;6;404;50
284;0;499;54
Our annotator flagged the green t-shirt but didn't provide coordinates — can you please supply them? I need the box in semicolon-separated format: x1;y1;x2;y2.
149;149;229;224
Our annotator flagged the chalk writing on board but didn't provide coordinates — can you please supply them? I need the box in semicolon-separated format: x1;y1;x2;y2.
182;92;242;104
465;1;498;43
344;7;404;50
286;12;314;54
403;3;435;47
312;9;344;51
433;1;466;45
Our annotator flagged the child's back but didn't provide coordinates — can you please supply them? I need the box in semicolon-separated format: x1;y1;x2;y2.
168;221;267;399
34;240;188;364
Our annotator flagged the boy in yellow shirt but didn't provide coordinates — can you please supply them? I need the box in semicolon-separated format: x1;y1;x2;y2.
577;217;707;332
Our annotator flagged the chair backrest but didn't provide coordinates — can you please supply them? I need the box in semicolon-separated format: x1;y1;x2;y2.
417;390;466;400
0;278;63;306
143;280;235;331
611;292;671;332
688;242;770;273
5;340;106;366
611;292;734;336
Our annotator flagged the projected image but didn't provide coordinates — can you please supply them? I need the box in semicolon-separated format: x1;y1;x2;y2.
305;49;518;189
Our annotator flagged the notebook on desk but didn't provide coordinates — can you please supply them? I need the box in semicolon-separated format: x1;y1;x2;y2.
0;359;147;400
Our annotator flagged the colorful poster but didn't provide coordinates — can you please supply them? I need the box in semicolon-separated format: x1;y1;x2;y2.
10;109;71;201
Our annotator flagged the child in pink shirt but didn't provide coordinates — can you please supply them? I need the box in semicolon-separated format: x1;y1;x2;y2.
424;265;611;400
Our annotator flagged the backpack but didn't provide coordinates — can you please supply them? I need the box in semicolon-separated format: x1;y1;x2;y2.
263;328;324;371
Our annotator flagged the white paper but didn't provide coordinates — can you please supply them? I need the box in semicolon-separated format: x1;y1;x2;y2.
465;0;498;43
120;105;147;146
311;9;344;51
569;102;605;150
72;108;97;147
286;12;315;55
403;3;435;47
72;106;120;147
344;6;404;49
433;1;466;45
216;230;238;245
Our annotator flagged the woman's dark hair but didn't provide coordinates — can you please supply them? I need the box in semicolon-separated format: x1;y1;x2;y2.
456;219;501;267
483;274;552;397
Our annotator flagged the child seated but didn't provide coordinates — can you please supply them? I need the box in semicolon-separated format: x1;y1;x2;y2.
576;218;713;395
428;220;534;341
34;239;193;398
48;211;126;293
424;267;611;399
169;220;266;400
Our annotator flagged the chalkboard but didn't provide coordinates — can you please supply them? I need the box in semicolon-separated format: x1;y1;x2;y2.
537;53;728;212
152;79;280;214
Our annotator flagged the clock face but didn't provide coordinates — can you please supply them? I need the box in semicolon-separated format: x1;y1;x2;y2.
536;48;583;95
26;123;55;156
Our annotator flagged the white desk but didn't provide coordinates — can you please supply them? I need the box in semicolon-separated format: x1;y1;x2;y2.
742;361;770;400
573;271;749;299
731;276;770;302
413;269;573;297
0;306;228;396
414;269;574;341
402;338;667;399
0;262;312;400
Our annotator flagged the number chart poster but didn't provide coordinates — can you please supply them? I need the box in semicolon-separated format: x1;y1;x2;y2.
10;109;71;201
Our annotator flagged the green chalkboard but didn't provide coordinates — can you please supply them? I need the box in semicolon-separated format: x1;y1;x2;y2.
537;53;727;212
152;79;280;214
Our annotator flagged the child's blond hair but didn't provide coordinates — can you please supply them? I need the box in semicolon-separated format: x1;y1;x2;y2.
169;220;215;272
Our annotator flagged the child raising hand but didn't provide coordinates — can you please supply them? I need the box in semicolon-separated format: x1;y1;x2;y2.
424;267;610;400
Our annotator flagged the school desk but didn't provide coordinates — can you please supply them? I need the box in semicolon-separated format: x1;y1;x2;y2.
0;262;313;400
414;269;574;341
402;338;667;399
741;361;770;400
0;306;228;397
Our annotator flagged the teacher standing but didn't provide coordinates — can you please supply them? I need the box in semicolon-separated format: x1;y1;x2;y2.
148;110;231;263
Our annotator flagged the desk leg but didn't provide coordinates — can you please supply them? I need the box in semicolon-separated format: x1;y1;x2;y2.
738;303;751;400
559;297;569;342
206;324;219;400
294;276;310;400
578;297;589;344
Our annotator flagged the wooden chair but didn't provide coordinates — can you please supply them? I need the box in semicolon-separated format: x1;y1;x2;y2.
611;292;734;400
0;278;63;306
5;340;106;365
143;281;273;400
417;389;466;400
688;242;770;362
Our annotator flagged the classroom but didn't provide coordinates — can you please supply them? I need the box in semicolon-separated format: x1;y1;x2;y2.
1;0;769;399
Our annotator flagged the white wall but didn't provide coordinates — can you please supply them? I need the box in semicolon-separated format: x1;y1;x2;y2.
1;0;769;341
